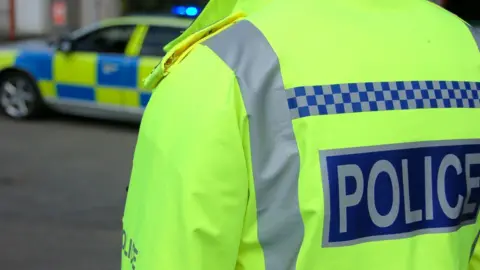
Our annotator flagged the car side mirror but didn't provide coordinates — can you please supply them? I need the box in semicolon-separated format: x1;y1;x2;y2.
57;37;73;53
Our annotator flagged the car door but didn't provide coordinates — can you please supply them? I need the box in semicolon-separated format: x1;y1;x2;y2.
134;25;185;109
53;24;136;117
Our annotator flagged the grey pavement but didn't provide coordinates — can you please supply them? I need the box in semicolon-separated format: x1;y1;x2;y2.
0;114;139;270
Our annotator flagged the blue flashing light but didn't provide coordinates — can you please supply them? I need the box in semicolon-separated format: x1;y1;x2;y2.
172;6;186;15
171;5;200;17
185;7;199;16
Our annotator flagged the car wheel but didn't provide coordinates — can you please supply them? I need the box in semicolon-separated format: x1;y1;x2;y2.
0;71;45;120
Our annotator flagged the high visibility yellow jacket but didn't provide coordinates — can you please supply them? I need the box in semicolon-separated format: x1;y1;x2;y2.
122;0;480;269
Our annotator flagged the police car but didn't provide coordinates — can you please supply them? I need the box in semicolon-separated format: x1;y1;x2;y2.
0;8;197;121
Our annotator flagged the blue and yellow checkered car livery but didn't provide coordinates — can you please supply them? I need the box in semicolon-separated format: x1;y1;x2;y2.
12;43;155;109
0;16;192;119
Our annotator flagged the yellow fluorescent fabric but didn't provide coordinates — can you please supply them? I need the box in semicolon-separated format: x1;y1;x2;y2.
124;0;480;269
163;0;236;52
292;109;480;270
137;57;160;90
163;0;272;53
122;45;253;270
144;12;246;90
245;1;480;269
144;12;245;89
472;240;480;270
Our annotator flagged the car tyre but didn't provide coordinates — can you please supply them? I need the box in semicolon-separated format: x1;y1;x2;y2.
0;71;46;120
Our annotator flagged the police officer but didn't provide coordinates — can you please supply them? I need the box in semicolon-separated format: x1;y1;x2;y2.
122;0;480;269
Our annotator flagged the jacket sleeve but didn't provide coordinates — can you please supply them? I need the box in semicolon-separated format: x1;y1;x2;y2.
121;44;250;270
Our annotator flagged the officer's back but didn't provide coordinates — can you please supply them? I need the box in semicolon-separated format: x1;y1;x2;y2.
122;0;480;269
202;0;480;269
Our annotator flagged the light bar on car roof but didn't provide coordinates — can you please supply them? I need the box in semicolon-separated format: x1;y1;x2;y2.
171;5;201;17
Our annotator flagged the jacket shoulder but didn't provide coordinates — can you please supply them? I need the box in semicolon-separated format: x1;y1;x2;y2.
143;13;246;90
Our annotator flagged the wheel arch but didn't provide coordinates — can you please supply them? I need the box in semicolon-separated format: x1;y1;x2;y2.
0;67;38;83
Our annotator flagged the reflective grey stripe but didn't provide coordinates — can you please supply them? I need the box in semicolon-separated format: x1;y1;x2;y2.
471;230;480;259
467;24;480;51
203;20;304;270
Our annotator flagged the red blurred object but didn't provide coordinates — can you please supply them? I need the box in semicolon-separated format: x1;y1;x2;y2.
8;0;15;40
52;1;67;26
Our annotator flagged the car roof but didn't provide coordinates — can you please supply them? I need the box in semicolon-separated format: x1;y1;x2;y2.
68;15;194;40
100;15;193;29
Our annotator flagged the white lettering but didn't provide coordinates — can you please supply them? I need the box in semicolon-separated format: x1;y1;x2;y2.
402;159;423;224
367;160;400;228
464;153;480;214
424;156;434;220
437;154;464;219
338;164;364;233
335;151;480;235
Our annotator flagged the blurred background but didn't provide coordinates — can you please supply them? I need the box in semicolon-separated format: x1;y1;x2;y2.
0;0;477;42
0;0;477;270
0;0;210;41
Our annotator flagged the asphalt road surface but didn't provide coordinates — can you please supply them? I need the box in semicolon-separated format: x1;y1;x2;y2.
0;114;139;270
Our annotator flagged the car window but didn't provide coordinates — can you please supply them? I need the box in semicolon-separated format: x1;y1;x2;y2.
74;25;135;54
139;26;184;57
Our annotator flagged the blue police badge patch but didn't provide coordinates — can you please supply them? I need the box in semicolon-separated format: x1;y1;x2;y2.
320;140;480;247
